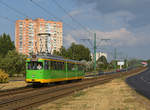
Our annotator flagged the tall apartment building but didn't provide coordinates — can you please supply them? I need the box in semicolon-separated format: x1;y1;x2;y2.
15;18;63;55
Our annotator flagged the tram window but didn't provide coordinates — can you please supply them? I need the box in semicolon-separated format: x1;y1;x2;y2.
56;62;59;70
50;61;53;70
67;63;76;71
27;62;43;70
56;62;62;70
58;62;65;70
51;61;57;70
78;64;83;71
56;61;60;70
61;62;65;70
67;63;71;71
44;61;49;70
72;64;76;71
48;61;51;70
50;61;65;70
54;61;57;70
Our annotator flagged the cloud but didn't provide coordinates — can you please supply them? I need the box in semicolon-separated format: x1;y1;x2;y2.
76;0;150;14
64;28;150;47
63;2;150;48
69;9;83;17
66;6;135;31
75;0;150;28
63;33;77;47
62;0;150;59
95;28;138;47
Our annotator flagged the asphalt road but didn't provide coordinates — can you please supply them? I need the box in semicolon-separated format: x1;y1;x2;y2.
126;67;150;99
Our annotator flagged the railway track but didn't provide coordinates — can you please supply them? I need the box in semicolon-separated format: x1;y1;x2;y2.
0;86;34;98
0;67;145;110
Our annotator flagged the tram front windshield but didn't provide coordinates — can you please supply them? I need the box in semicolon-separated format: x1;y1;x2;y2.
27;61;43;70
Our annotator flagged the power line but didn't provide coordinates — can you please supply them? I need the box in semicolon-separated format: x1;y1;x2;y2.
30;0;93;50
0;0;28;18
96;38;111;48
30;0;57;20
0;16;14;23
30;0;80;31
52;0;91;34
80;38;93;49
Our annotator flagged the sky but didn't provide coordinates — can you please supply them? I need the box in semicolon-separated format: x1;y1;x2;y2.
0;0;150;60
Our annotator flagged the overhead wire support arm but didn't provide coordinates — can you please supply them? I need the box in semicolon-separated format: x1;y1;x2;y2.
80;33;97;71
80;38;93;49
96;38;111;48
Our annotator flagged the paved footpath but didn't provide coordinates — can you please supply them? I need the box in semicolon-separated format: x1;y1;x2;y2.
126;68;150;99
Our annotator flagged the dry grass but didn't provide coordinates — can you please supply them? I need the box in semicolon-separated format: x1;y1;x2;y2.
1;67;149;110
0;81;27;90
36;68;150;110
37;79;150;110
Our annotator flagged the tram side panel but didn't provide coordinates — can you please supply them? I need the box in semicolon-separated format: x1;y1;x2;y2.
26;58;84;84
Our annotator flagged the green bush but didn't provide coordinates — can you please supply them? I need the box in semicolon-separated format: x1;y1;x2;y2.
0;69;9;83
0;50;26;77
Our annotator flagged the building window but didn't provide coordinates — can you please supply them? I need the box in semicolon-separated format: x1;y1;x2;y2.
19;22;23;25
20;41;22;48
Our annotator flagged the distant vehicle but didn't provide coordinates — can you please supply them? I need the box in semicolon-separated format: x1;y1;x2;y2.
141;62;148;67
98;70;104;75
116;69;120;72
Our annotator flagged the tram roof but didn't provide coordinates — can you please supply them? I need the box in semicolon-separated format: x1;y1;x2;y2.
27;54;82;64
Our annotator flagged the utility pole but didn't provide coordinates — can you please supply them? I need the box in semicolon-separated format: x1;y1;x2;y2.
114;48;117;71
94;33;96;71
81;33;110;72
125;55;128;71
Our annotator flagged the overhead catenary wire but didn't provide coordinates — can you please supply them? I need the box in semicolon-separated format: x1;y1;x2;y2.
80;38;93;48
0;0;28;18
0;0;86;32
52;0;92;34
0;16;14;23
30;0;57;21
30;0;82;31
0;0;93;44
52;1;113;54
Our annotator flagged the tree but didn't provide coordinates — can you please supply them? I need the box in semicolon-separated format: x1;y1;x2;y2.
110;60;117;69
128;58;142;67
147;59;150;66
0;50;26;76
67;43;91;61
53;46;67;57
123;59;128;68
82;60;94;72
97;56;108;70
59;46;68;57
53;50;60;56
53;43;91;61
0;33;15;57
